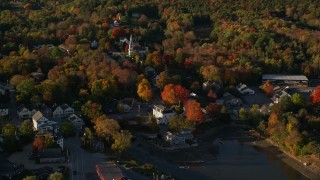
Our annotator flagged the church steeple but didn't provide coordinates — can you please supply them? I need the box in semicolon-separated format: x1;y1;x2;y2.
128;34;133;57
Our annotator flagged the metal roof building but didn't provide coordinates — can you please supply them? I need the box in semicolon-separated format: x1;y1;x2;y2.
262;74;308;86
96;162;126;180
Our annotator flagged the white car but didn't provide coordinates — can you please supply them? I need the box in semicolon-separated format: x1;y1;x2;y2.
236;84;255;95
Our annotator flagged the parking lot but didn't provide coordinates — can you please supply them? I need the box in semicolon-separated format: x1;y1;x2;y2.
241;87;272;107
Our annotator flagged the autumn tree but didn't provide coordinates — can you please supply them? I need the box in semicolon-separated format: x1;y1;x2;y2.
91;79;118;102
33;136;45;150
207;90;217;101
137;78;152;102
174;85;190;104
262;80;274;97
111;130;132;153
94;115;120;142
23;176;36;180
10;75;27;88
205;103;222;121
311;86;320;105
185;100;205;123
161;84;177;105
268;112;286;145
267;112;279;135
110;27;126;39
200;65;222;82
161;84;189;105
48;172;64;180
285;130;303;155
81;100;103;121
156;71;170;89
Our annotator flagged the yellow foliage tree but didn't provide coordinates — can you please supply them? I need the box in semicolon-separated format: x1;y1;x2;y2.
137;79;152;102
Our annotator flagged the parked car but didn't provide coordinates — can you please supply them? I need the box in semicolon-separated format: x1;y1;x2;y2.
236;84;255;95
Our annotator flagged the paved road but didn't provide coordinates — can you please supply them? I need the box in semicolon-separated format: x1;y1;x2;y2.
65;137;104;180
65;137;150;180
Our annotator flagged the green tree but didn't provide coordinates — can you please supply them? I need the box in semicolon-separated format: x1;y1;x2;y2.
81;100;103;121
279;96;293;113
2;123;17;137
20;120;35;142
16;79;36;104
81;127;95;145
169;115;194;132
111;130;132;153
59;122;75;137
291;93;306;111
91;79;118;102
48;172;64;180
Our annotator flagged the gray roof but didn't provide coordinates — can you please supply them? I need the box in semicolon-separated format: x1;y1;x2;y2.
39;148;62;158
262;74;308;81
154;104;166;110
60;104;70;110
32;111;44;121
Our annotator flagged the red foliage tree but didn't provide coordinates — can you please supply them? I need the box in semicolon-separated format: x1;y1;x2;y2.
207;90;217;102
262;80;274;97
185;100;205;123
161;84;189;105
111;27;126;39
32;136;45;150
310;85;320;105
174;85;190;105
205;103;222;119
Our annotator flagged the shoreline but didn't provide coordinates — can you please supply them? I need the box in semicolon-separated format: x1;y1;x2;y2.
197;124;320;180
247;136;320;180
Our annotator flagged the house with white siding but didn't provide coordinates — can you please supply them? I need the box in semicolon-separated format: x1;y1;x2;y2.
17;105;37;119
53;104;74;118
32;111;57;132
68;114;85;130
153;105;175;125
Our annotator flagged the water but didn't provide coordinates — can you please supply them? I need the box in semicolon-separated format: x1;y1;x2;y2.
189;140;307;180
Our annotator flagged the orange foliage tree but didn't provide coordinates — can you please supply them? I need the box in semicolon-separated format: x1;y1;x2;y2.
262;80;274;97
161;84;177;105
161;84;189;105
137;79;152;102
267;112;279;135
310;85;320;105
185;100;205;123
32;136;45;150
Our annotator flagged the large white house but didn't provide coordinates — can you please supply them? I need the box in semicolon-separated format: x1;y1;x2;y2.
17;105;37;119
53;104;74;118
165;129;194;145
153;105;175;125
68;114;85;130
32;111;57;132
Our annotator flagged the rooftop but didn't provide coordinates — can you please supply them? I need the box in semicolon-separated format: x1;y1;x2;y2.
96;162;124;180
32;111;44;121
262;74;308;81
38;148;62;159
